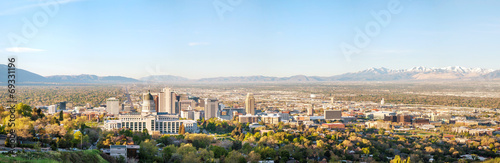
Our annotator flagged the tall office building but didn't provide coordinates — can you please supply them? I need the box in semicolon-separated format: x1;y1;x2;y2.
179;100;196;111
159;87;177;114
204;98;218;120
307;105;314;116
106;97;120;115
58;101;67;110
153;95;159;112
245;93;255;115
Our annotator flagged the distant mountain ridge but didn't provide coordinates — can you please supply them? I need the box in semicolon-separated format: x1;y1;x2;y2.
0;65;138;84
1;64;500;84
46;74;139;83
327;66;495;81
0;64;47;83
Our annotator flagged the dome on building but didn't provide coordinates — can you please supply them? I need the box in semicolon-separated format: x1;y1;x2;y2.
142;90;156;114
144;90;153;101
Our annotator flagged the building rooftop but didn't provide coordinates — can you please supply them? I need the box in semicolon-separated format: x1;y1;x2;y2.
105;120;122;123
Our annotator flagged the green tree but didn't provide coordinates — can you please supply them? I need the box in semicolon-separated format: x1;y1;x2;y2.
232;140;242;150
198;148;215;162
210;145;228;158
177;143;197;156
59;111;64;121
241;143;253;154
15;103;32;117
162;144;177;162
225;151;246;163
257;146;276;160
139;139;159;162
185;134;212;149
247;151;261;163
34;142;41;152
117;156;126;163
279;149;290;162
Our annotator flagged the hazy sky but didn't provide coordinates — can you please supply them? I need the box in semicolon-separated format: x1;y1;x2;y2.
1;0;500;79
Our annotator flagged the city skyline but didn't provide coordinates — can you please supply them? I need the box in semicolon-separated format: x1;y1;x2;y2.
2;1;500;162
1;0;500;79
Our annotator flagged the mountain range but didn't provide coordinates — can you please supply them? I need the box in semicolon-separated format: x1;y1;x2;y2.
1;65;499;84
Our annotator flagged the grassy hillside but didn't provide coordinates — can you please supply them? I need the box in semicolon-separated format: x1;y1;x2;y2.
0;150;111;163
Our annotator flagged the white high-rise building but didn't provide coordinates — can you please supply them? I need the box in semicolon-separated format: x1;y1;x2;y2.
181;110;194;120
106;97;120;115
48;105;57;114
204;98;218;120
245;93;255;115
381;98;385;105
193;111;202;121
159;87;177;114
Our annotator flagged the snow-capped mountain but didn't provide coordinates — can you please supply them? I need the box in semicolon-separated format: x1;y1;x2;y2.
329;66;495;81
360;66;493;74
406;66;493;74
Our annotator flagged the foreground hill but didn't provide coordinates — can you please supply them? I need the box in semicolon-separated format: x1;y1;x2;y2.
0;150;112;163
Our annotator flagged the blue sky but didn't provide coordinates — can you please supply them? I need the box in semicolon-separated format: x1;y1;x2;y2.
1;0;500;79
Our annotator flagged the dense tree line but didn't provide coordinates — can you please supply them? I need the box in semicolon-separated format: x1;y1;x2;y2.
1;103;101;150
0;86;124;107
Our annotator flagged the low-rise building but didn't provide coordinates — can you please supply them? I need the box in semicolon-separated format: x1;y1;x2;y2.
418;124;436;130
262;114;281;125
414;118;430;125
366;111;396;120
110;145;127;159
322;123;345;129
431;113;451;121
239;114;259;123
105;120;122;130
324;110;341;120
365;121;391;129
397;115;412;124
452;127;494;136
341;116;356;123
